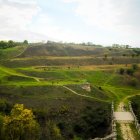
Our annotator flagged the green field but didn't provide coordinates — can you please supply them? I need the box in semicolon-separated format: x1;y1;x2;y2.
0;64;140;105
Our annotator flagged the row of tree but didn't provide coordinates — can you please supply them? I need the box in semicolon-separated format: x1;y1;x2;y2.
0;40;28;49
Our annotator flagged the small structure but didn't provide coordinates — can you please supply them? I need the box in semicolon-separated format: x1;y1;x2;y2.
114;112;134;122
81;82;91;92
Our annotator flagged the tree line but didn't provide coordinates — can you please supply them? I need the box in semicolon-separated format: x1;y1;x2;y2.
0;40;28;49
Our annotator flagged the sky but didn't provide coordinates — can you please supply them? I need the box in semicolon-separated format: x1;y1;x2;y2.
0;0;140;47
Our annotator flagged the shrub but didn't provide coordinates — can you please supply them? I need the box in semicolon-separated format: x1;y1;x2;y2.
45;121;63;140
0;99;12;114
59;105;69;114
126;69;134;76
131;96;140;123
0;115;4;139
33;109;48;124
129;79;138;87
119;68;125;75
57;122;65;130
132;64;138;70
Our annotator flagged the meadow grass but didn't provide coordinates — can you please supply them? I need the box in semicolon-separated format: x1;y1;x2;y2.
0;63;140;106
0;45;26;60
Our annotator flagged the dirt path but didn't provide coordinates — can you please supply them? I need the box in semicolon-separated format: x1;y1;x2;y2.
118;102;135;140
62;86;106;102
120;123;135;140
0;65;41;82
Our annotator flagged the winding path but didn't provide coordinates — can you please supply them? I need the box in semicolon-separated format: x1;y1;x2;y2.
62;85;106;102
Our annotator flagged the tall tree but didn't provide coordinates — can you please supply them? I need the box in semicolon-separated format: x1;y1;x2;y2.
23;40;28;45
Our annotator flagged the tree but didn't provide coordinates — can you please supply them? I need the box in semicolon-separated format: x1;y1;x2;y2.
132;64;138;70
0;41;7;49
3;104;40;140
8;40;15;47
45;121;63;140
23;40;28;45
103;54;108;61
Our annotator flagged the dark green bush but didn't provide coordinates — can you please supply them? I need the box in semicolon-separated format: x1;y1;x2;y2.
0;99;12;114
126;69;134;76
119;68;125;75
132;64;138;70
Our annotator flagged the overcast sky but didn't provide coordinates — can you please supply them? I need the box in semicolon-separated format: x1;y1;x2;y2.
0;0;140;47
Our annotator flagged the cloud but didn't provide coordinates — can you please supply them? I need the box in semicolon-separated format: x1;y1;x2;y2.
29;13;85;42
0;0;140;46
0;0;42;41
64;0;140;36
0;0;81;42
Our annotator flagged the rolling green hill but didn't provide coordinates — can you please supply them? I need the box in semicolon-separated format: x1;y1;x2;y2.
0;42;140;140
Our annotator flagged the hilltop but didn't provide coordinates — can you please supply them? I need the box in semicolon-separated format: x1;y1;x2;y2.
19;42;135;57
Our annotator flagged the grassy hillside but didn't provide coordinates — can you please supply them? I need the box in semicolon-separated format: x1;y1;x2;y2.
0;43;140;139
19;43;109;57
18;42;135;57
0;45;27;60
1;56;140;68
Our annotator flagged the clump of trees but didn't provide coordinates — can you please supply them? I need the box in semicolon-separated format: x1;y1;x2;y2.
0;104;40;140
119;64;139;87
133;48;140;56
0;40;28;49
119;64;139;76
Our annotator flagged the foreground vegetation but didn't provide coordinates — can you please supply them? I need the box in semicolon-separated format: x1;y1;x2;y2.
131;96;140;123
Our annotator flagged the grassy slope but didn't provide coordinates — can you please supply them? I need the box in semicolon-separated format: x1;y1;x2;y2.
1;63;139;107
0;45;27;60
2;56;140;68
1;45;140;139
0;65;43;84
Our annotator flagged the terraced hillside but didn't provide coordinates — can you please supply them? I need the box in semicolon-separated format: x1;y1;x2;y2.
18;42;136;57
1;42;139;69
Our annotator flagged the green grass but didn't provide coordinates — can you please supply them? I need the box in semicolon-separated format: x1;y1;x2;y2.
16;67;114;85
0;65;42;83
116;123;124;140
0;45;27;60
130;123;140;140
0;64;140;105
